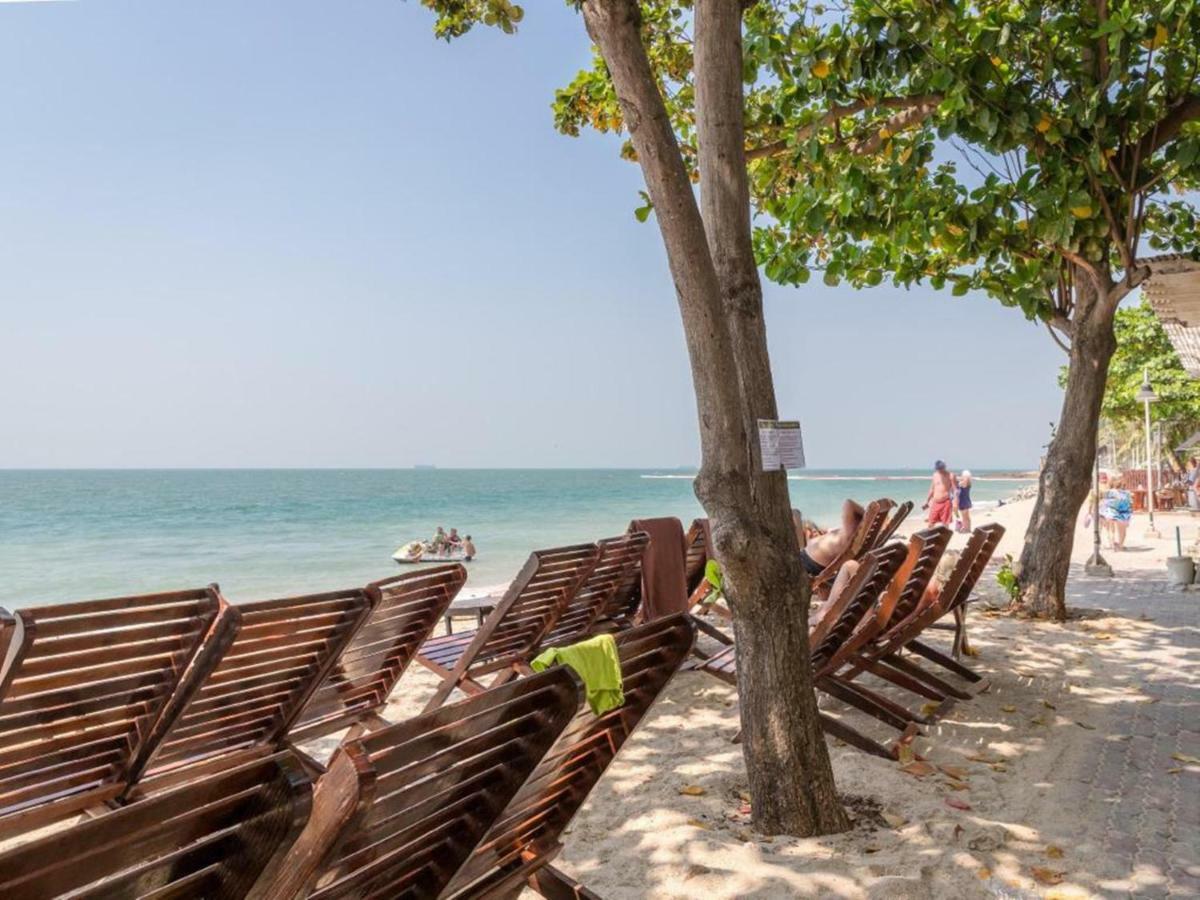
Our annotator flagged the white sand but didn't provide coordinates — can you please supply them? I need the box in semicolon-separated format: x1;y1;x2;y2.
302;495;1199;899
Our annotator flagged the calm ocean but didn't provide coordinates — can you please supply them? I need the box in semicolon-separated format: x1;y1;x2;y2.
0;469;1031;607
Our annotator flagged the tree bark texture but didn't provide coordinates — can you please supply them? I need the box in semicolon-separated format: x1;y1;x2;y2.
582;0;848;835
1018;272;1117;620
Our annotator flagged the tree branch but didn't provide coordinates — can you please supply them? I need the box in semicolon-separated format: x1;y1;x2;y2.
847;96;943;155
1046;320;1072;353
745;94;942;160
1135;94;1200;160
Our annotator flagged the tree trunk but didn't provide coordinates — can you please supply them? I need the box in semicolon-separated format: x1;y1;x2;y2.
581;0;848;836
692;0;848;835
1018;276;1117;620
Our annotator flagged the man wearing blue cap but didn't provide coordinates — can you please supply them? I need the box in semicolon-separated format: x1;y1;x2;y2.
923;460;955;526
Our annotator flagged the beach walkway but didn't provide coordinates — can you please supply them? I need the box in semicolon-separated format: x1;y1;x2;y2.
1058;567;1199;898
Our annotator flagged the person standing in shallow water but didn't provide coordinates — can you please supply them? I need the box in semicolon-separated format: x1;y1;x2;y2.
955;469;974;532
924;460;955;526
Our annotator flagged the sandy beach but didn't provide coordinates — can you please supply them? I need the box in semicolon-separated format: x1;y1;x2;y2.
299;494;1200;899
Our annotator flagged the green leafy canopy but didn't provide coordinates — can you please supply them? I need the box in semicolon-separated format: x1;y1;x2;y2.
426;0;1200;332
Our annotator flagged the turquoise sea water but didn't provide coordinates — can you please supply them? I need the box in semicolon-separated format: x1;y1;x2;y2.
0;469;1031;607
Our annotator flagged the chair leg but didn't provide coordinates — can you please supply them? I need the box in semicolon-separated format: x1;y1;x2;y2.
819;713;894;760
527;863;603;900
689;613;734;646
861;658;948;701
906;638;982;682
882;653;973;700
818;675;920;731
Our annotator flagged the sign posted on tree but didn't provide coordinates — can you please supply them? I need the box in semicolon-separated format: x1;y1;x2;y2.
758;420;805;471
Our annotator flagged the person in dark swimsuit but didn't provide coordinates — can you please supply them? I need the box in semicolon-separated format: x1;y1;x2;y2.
956;470;973;532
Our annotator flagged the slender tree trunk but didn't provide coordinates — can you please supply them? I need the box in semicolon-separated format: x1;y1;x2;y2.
581;0;847;835
692;0;848;834
1018;274;1117;620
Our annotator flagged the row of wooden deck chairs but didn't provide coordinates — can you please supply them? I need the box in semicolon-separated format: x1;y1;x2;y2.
0;531;654;840
685;500;1004;759
0;614;696;899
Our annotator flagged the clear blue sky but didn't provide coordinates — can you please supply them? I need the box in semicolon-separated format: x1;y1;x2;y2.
0;0;1071;469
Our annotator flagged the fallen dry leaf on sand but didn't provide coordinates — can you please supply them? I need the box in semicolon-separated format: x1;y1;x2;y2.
1075;721;1096;730
1045;845;1065;859
1167;767;1183;774
1031;866;1066;885
901;761;936;777
962;645;981;657
940;765;969;780
920;702;941;717
1171;753;1200;765
1001;704;1017;713
685;818;710;830
897;743;916;765
1042;698;1057;710
944;796;972;811
944;780;969;791
966;752;1002;764
977;867;992;880
881;811;908;829
679;785;706;796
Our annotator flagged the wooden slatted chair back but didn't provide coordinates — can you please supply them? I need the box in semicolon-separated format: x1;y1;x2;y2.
0;752;311;900
0;587;226;837
443;614;696;899
289;565;466;743
452;543;600;677
540;532;650;649
810;543;907;672
260;668;582;900
875;500;915;547
881;527;953;628
127;587;374;792
683;519;710;594
935;523;1006;618
880;524;1005;653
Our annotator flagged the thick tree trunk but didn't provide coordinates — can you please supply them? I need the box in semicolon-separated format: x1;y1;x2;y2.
1018;276;1117;620
692;0;848;835
581;0;847;836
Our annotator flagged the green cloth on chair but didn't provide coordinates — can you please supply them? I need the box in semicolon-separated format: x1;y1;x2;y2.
704;559;723;594
531;634;625;715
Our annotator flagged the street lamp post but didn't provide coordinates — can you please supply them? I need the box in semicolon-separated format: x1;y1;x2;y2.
1136;370;1160;538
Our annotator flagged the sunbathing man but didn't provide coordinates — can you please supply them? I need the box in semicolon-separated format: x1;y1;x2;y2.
797;499;865;578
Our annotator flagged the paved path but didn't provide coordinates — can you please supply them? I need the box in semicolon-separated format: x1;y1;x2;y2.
1065;567;1199;898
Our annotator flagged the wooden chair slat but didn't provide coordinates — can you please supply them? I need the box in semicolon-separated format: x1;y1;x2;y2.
0;587;224;837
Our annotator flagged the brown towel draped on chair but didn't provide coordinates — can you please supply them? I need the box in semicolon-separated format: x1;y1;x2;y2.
628;517;689;620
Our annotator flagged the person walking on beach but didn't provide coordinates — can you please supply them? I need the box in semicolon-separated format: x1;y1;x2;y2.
924;460;955;526
1100;476;1133;550
1187;458;1199;511
955;469;974;532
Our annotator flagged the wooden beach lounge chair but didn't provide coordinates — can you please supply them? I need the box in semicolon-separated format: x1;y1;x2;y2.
442;613;696;899
816;527;954;732
838;524;1005;707
693;544;909;759
260;668;583;899
288;564;467;743
536;532;650;649
0;587;227;838
416;543;601;711
123;587;374;796
875;499;915;546
0;751;311;900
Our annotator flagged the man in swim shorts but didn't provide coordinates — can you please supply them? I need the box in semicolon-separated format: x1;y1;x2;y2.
797;500;865;576
924;460;955;526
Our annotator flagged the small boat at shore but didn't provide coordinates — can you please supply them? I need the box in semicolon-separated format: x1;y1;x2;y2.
392;540;473;565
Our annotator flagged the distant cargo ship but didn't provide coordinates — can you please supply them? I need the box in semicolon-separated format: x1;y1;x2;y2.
413;464;437;470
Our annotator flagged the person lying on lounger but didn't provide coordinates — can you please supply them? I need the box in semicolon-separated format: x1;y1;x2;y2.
796;499;865;578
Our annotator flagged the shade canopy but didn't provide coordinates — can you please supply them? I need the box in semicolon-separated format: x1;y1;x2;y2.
1142;256;1200;378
